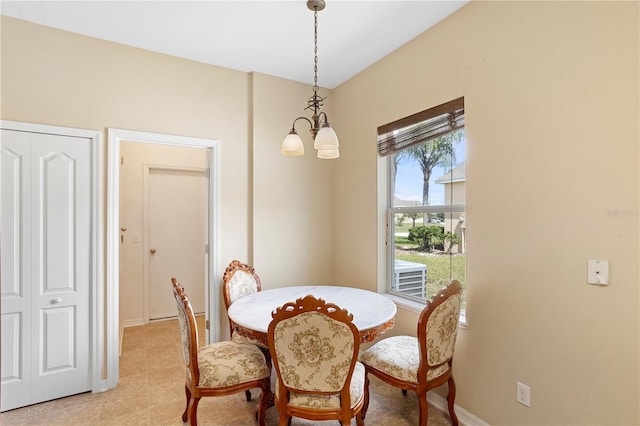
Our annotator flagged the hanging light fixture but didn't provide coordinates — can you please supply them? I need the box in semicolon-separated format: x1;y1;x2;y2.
281;0;340;159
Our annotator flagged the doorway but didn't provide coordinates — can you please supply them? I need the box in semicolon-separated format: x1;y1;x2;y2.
106;129;219;390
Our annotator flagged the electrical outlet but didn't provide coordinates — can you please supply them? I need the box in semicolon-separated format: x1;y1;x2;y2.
516;382;530;407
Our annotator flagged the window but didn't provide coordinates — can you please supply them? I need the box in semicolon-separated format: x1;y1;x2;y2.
378;98;466;309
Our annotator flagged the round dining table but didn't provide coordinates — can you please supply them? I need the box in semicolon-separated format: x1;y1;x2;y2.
226;285;397;346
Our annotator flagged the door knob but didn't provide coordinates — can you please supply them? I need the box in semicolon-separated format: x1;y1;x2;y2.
51;298;62;304
150;248;156;254
120;227;127;232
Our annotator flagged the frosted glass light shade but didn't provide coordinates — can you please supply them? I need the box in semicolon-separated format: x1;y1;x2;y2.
281;133;304;156
313;125;339;149
317;147;340;159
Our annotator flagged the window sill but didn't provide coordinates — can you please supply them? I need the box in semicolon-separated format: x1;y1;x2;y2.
384;292;468;329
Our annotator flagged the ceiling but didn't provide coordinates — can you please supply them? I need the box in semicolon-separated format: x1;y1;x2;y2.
0;1;468;89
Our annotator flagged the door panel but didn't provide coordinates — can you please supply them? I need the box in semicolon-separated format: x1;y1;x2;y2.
31;135;90;403
148;168;206;319
1;131;33;410
1;129;91;411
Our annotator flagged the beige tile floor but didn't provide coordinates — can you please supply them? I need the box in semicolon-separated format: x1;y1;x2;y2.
1;316;452;425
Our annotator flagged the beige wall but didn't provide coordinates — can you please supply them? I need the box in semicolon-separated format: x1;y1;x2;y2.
2;1;639;423
0;16;255;273
251;72;336;287
332;1;639;424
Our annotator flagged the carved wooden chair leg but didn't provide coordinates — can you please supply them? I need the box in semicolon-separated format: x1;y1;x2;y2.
447;377;459;426
182;385;191;422
361;373;370;420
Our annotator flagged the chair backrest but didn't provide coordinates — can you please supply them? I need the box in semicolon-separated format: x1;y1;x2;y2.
268;295;360;399
171;277;200;386
222;260;262;309
222;260;262;337
417;280;462;372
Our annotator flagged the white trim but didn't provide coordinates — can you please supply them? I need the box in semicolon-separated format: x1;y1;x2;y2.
0;120;106;393
427;391;489;426
106;128;220;391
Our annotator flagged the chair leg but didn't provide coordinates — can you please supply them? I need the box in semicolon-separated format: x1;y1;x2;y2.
447;377;459;426
355;410;365;426
187;395;201;426
361;372;370;420
182;385;191;422
417;391;429;426
255;378;271;426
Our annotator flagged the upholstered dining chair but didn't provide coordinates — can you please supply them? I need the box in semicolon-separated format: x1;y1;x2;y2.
222;260;271;401
222;259;265;346
171;278;271;426
359;280;462;426
267;295;366;426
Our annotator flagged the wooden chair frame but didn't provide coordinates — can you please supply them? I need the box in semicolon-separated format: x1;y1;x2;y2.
172;278;271;426
267;295;365;426
362;280;462;426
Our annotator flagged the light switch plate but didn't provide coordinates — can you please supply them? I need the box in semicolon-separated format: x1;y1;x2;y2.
587;259;608;285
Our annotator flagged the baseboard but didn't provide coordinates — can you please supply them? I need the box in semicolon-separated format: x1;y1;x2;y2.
428;391;489;426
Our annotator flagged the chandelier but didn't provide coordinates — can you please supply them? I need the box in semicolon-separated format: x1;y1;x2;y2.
280;0;340;159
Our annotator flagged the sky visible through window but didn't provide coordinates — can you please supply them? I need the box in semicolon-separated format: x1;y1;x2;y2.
395;142;466;205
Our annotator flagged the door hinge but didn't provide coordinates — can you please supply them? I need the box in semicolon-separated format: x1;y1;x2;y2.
120;156;124;165
205;243;209;254
205;320;210;330
205;168;210;178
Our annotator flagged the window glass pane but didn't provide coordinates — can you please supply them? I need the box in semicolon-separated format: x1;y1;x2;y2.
388;128;466;308
392;130;465;207
392;209;466;305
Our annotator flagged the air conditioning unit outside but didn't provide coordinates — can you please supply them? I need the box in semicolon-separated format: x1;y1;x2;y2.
393;259;427;298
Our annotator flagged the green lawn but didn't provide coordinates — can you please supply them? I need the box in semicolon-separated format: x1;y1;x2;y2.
395;250;465;297
394;220;466;307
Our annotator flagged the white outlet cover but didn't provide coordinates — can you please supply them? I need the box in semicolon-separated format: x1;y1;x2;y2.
587;260;609;285
587;259;609;285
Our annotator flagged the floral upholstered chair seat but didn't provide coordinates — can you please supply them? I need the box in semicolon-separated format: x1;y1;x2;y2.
359;335;450;383
195;341;270;387
278;362;365;410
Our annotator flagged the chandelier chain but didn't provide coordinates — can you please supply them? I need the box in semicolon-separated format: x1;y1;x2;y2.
313;8;319;96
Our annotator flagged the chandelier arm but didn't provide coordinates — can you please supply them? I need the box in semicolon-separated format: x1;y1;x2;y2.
290;116;315;133
317;111;331;126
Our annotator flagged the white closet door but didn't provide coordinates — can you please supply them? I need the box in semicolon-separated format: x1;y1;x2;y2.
1;129;91;411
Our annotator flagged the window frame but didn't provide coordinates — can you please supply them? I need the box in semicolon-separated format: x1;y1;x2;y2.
378;98;467;324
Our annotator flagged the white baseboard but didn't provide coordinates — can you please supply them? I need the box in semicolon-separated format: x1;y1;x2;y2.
428;391;489;426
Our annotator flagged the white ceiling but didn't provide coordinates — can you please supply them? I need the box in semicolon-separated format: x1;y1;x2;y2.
0;0;468;89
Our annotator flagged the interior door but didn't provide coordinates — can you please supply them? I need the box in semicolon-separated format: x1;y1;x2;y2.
148;167;206;319
1;129;91;411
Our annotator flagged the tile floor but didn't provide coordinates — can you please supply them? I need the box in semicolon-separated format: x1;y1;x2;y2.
1;316;452;425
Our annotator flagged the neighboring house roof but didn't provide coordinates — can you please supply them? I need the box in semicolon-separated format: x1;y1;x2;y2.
394;196;421;207
435;162;466;184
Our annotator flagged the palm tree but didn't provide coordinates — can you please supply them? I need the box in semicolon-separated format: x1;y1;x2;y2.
404;130;463;206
